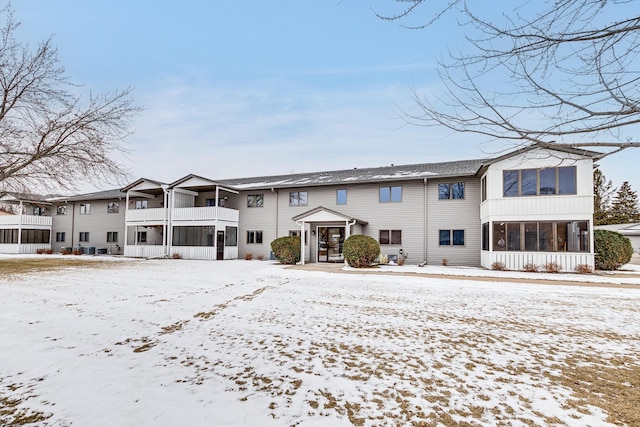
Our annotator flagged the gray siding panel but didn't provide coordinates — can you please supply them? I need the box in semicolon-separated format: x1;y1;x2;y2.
426;178;481;266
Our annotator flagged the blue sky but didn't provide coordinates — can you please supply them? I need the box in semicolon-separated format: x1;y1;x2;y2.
17;1;638;194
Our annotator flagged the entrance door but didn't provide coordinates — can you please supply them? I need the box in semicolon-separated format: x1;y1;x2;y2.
216;231;224;260
317;227;345;262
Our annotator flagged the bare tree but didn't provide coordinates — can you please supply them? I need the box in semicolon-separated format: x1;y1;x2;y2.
375;0;640;155
0;6;140;194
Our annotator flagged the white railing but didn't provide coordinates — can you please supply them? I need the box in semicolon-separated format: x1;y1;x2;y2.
170;246;216;260
124;245;165;258
125;208;167;223
0;215;52;227
172;206;239;223
482;251;594;272
169;245;239;260
0;243;51;254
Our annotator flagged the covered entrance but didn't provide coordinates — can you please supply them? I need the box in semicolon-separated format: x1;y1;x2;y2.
292;206;367;265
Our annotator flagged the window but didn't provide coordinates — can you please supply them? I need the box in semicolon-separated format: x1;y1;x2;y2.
135;200;148;209
107;201;119;213
481;222;489;251
379;230;402;245
21;229;50;244
438;183;465;200
107;231;118;243
79;232;90;242
492;221;589;252
379;186;402;203
0;229;18;244
225;226;238;246
453;230;465;246
172;226;212;246
336;189;347;205
481;177;487;202
439;230;451;246
80;203;91;214
439;230;465;246
289;230;309;245
247;194;264;208
205;198;216;207
33;207;46;216
503;166;577;197
137;231;147;243
247;230;263;244
56;232;65;242
289;191;308;206
56;205;67;215
559;167;577;195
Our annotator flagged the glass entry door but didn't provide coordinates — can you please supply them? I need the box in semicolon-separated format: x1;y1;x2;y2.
317;227;345;262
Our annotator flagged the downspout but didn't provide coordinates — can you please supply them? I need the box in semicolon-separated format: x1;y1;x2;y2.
271;188;278;237
70;202;75;249
423;177;428;265
124;192;129;254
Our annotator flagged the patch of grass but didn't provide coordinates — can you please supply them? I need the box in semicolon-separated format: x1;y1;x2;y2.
0;258;123;275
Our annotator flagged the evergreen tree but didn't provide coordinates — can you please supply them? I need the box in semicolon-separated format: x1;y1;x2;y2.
610;181;640;224
593;169;616;225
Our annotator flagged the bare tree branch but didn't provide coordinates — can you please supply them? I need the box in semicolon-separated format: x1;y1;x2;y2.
0;5;140;195
377;0;640;155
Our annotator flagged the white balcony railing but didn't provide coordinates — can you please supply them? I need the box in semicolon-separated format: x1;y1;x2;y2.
125;207;238;225
172;206;239;223
0;243;51;254
0;215;52;227
124;244;165;258
125;208;167;224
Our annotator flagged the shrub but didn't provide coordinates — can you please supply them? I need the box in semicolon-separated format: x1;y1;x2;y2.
257;254;264;261
244;253;253;260
45;249;53;254
522;263;538;272
575;264;594;274
491;261;506;271
543;262;562;273
61;249;71;255
594;229;634;270
72;249;82;255
171;252;182;259
271;236;300;265
343;234;380;268
441;257;449;266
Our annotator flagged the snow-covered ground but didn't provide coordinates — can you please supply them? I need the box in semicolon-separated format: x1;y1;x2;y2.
1;257;639;426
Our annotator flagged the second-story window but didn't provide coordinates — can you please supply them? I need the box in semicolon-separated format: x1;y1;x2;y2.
33;207;46;216
336;189;347;205
247;194;264;208
135;200;148;209
438;183;465;200
57;205;66;215
289;191;308;206
80;203;91;214
107;201;119;213
379;186;402;203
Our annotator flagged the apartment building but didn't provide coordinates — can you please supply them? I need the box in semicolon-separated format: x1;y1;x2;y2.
0;143;601;271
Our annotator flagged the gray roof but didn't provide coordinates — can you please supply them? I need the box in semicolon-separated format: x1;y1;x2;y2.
50;189;126;202
219;158;488;190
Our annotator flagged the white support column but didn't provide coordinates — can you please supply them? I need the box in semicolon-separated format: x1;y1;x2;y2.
124;191;130;251
298;220;306;265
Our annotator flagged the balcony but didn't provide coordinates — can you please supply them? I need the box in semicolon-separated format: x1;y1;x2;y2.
172;206;239;223
125;208;167;224
0;215;52;227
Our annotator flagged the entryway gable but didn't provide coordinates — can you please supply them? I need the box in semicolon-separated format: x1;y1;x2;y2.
292;206;368;225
